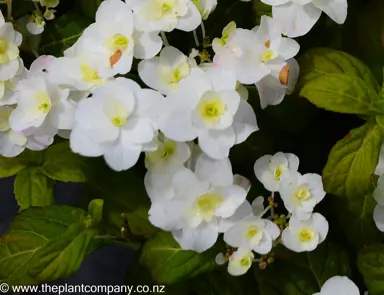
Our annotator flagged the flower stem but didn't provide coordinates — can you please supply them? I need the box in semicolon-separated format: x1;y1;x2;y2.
270;191;275;217
160;31;170;46
5;0;12;21
193;30;200;47
201;22;206;43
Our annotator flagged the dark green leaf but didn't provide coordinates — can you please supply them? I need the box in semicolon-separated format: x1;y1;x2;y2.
75;0;103;20
39;12;92;56
141;231;217;284
358;243;384;295
323;121;383;199
299;48;379;91
255;242;351;295
300;74;380;115
344;0;384;82
334;193;383;247
88;199;104;223
14;168;55;211
28;223;96;282
41;142;89;182
0;206;88;285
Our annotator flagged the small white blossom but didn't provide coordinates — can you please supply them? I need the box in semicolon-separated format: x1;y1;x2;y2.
27;11;46;35
227;247;254;276
224;216;280;254
280;172;325;220
70;78;162;171
0;12;23;80
254;152;299;192
192;0;217;20
0;60;27;106
139;46;198;95
252;16;300;109
261;0;348;38
149;154;248;252
373;175;384;232
160;67;258;159
145;134;191;172
40;0;60;8
313;276;359;295
127;0;202;32
212;21;236;54
213;28;271;84
282;213;328;253
44;9;56;20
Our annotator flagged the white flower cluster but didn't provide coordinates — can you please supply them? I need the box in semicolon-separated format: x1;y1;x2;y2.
210;152;328;276
1;0;346;276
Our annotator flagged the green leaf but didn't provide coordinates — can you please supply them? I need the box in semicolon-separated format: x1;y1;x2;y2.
300;73;381;115
334;193;383;247
124;207;157;237
358;243;384;295
0;156;26;178
299;47;380;91
41;142;88;183
141;231;217;284
88;199;104;223
255;242;351;295
39;12;92;56
0;206;88;285
323;121;383;199
28;223;96;282
75;0;103;20
14;168;55;211
344;0;384;82
0;150;43;178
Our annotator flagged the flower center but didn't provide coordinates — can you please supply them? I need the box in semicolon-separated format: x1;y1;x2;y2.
146;140;177;164
80;65;103;86
294;186;311;200
35;90;51;114
261;49;278;62
240;256;252;267
198;95;226;125
299;228;315;242
274;165;283;180
197;193;224;222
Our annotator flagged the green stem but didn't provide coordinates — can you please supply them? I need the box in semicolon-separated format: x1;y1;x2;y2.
5;0;12;21
160;31;170;47
193;30;199;47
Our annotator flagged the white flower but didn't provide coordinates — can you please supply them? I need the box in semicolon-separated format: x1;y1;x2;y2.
254;152;299;192
0;14;23;80
280;172;325;220
149;154;248;252
375;142;384;176
227;247;254;276
70;78;162;171
0;59;27;106
145;134;191;172
48;52;111;91
213;28;271;84
127;0;202;32
224;216;280;254
75;0;162;76
192;0;217;20
0;106;53;157
0;106;25;157
313;276;359;295
27;10;46;35
212;21;236;54
373;175;384;232
252;16;300;109
160;67;258;159
139;46;197;95
282;213;329;252
262;0;348;38
9;74;75;136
